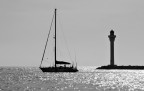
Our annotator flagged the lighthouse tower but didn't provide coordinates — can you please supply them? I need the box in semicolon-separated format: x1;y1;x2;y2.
108;30;116;66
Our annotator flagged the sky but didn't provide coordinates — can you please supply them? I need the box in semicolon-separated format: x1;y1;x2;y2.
0;0;144;66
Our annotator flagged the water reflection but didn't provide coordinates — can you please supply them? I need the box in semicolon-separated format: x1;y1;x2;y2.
0;67;144;91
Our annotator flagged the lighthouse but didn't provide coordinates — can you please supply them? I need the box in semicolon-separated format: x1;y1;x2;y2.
108;30;116;66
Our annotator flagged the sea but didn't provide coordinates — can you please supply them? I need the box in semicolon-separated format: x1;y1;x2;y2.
0;66;144;91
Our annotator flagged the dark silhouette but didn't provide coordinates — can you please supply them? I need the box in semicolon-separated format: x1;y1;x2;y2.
39;9;78;72
97;65;144;69
97;30;144;70
109;30;116;66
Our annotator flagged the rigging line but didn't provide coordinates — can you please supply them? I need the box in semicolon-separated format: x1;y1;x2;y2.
74;49;77;67
58;14;73;62
74;49;78;68
40;12;55;67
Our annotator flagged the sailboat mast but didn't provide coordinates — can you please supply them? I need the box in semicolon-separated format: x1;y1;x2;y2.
55;9;57;68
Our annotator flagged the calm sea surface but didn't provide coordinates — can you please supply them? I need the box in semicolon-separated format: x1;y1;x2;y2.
0;66;144;91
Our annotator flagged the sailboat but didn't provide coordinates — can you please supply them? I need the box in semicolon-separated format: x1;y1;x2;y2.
39;9;78;72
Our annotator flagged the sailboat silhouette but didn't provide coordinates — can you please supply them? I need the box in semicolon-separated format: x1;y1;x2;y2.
39;9;78;72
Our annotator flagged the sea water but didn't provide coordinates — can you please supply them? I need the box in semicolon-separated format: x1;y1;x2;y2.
0;66;144;91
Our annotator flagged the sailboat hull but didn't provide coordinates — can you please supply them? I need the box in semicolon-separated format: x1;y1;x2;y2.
39;67;78;72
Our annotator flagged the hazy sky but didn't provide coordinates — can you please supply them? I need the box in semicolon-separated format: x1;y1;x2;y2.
0;0;144;66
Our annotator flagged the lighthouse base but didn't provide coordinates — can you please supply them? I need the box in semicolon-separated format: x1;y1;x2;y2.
96;65;144;70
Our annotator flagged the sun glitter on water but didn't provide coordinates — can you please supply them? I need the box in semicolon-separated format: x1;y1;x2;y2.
0;66;144;91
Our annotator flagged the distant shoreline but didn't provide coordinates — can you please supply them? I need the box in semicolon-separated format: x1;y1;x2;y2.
96;65;144;70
